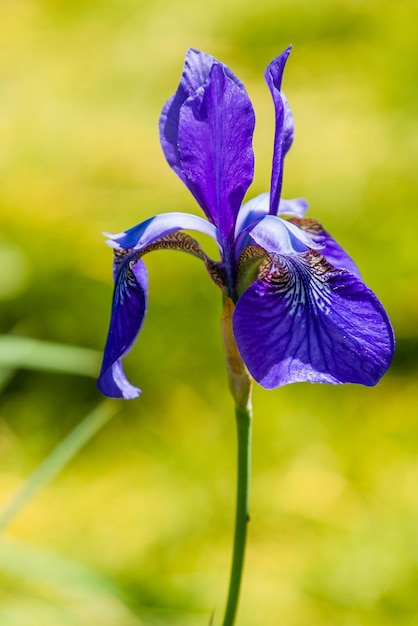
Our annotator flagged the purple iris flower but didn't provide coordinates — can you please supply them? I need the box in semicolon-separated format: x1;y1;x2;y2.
97;46;394;399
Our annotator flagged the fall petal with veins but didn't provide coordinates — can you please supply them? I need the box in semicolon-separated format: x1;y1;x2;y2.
233;250;395;388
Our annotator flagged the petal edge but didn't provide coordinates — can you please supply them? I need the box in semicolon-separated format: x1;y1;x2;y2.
97;256;148;399
233;250;395;388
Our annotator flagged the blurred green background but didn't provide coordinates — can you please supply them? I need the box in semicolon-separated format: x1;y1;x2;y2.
1;0;417;624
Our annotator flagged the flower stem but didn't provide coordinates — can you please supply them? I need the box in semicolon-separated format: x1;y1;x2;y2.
222;401;252;626
221;297;253;626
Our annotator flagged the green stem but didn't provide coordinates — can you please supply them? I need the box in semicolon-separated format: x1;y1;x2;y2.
221;296;253;626
222;402;253;626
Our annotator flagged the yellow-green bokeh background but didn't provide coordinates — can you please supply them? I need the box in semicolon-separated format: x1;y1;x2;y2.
1;1;417;624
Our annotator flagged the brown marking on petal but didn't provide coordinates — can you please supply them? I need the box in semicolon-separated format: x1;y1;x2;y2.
111;248;141;290
204;258;228;291
286;217;324;233
113;248;138;277
258;257;273;279
304;249;335;275
138;231;207;259
267;249;336;289
116;232;228;292
113;247;133;260
238;244;272;277
237;244;266;268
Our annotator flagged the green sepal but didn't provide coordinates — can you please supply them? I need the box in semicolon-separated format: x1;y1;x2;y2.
236;245;271;297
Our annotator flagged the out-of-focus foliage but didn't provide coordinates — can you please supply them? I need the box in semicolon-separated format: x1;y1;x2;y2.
1;0;417;624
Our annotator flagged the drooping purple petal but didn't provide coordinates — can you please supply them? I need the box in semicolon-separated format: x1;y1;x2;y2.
160;48;247;179
287;217;361;277
105;212;220;252
97;256;148;399
175;62;255;239
233;250;395;388
265;46;294;215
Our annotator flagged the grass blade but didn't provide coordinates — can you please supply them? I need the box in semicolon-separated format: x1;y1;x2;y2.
0;335;101;377
0;402;118;532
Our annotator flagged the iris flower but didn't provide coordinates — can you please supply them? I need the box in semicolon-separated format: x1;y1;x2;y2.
97;46;394;400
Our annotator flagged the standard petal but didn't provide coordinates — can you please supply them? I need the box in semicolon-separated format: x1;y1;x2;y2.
233;250;395;388
105;212;220;251
97;256;148;399
287;217;361;277
176;62;255;238
160;49;249;194
264;46;294;214
159;49;219;177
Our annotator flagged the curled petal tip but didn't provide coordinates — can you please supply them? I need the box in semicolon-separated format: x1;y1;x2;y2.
265;47;295;216
97;360;142;399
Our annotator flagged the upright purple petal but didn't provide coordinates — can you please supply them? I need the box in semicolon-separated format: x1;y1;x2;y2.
160;49;248;182
265;46;294;215
97;256;148;399
160;56;255;240
176;63;255;238
233;250;394;388
160;49;219;177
